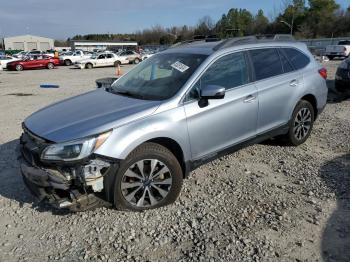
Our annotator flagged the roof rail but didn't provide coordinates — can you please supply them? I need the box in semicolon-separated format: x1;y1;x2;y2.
256;34;295;41
213;36;258;51
169;39;202;49
170;35;221;49
213;34;295;51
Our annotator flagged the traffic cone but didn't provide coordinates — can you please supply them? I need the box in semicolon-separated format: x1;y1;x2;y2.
116;64;122;76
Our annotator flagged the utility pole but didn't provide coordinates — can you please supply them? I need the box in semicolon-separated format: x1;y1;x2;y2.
280;6;295;35
280;18;294;35
0;26;3;51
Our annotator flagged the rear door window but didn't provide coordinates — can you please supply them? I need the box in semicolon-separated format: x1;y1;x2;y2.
249;48;283;81
282;48;310;70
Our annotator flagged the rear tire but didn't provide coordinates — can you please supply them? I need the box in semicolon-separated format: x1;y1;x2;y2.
15;64;23;71
112;143;183;211
64;59;72;66
285;100;315;146
47;62;54;69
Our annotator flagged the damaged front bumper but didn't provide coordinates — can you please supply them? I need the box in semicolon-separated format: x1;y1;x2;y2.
19;129;118;212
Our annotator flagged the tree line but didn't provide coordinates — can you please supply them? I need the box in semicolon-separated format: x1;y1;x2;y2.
64;0;350;46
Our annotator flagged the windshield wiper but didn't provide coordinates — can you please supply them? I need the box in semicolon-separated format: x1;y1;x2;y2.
111;89;146;100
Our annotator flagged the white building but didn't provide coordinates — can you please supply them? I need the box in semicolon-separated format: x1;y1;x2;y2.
4;34;54;51
71;40;138;51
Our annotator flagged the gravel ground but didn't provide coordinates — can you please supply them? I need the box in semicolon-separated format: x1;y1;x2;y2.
0;61;349;262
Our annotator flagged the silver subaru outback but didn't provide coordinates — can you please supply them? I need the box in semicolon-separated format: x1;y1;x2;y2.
19;35;328;212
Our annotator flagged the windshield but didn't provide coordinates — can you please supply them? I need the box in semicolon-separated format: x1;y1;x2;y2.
111;53;207;100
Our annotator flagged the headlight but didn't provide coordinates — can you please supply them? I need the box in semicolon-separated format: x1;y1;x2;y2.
41;131;111;161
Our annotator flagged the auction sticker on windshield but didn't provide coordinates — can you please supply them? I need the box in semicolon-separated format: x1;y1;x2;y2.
171;61;189;73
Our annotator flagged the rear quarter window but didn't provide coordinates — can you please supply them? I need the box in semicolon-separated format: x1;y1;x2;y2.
282;48;310;70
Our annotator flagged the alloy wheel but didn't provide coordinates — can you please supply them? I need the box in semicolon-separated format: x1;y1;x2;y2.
293;107;312;140
16;64;23;71
121;159;172;207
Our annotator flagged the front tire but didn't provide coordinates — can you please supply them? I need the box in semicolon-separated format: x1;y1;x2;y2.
134;58;140;64
15;64;23;71
85;63;93;69
285;100;315;146
47;62;54;69
64;59;72;66
113;143;183;211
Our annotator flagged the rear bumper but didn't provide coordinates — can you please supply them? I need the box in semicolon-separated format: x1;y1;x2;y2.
335;79;350;90
335;68;350;90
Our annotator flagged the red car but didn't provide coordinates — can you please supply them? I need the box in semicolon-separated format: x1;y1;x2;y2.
6;55;60;71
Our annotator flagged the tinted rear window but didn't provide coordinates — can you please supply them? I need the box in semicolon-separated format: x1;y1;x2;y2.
250;48;283;81
282;48;310;70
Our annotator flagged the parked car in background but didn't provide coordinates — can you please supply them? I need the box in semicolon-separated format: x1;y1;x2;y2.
325;40;350;60
74;53;129;69
7;55;59;71
335;57;350;92
13;50;43;59
12;51;29;58
0;55;20;69
116;50;142;64
19;35;328;212
141;51;155;60
59;50;92;66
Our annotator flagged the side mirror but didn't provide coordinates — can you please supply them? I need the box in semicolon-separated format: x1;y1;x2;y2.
200;85;225;100
95;77;119;89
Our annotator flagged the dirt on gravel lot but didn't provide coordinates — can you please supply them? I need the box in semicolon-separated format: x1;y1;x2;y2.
0;62;349;262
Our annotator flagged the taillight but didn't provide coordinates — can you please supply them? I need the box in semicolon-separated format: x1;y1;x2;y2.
318;68;327;80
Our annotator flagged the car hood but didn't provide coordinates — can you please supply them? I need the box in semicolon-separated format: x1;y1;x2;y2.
24;89;161;142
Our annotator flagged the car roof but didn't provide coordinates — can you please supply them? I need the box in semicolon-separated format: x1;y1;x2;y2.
163;35;306;56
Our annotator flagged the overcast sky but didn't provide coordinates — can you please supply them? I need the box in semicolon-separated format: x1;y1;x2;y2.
0;0;348;40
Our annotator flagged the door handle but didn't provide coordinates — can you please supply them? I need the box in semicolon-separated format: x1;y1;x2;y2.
290;79;299;87
243;95;256;103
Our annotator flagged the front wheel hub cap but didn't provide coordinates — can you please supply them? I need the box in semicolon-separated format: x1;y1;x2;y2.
121;159;172;207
